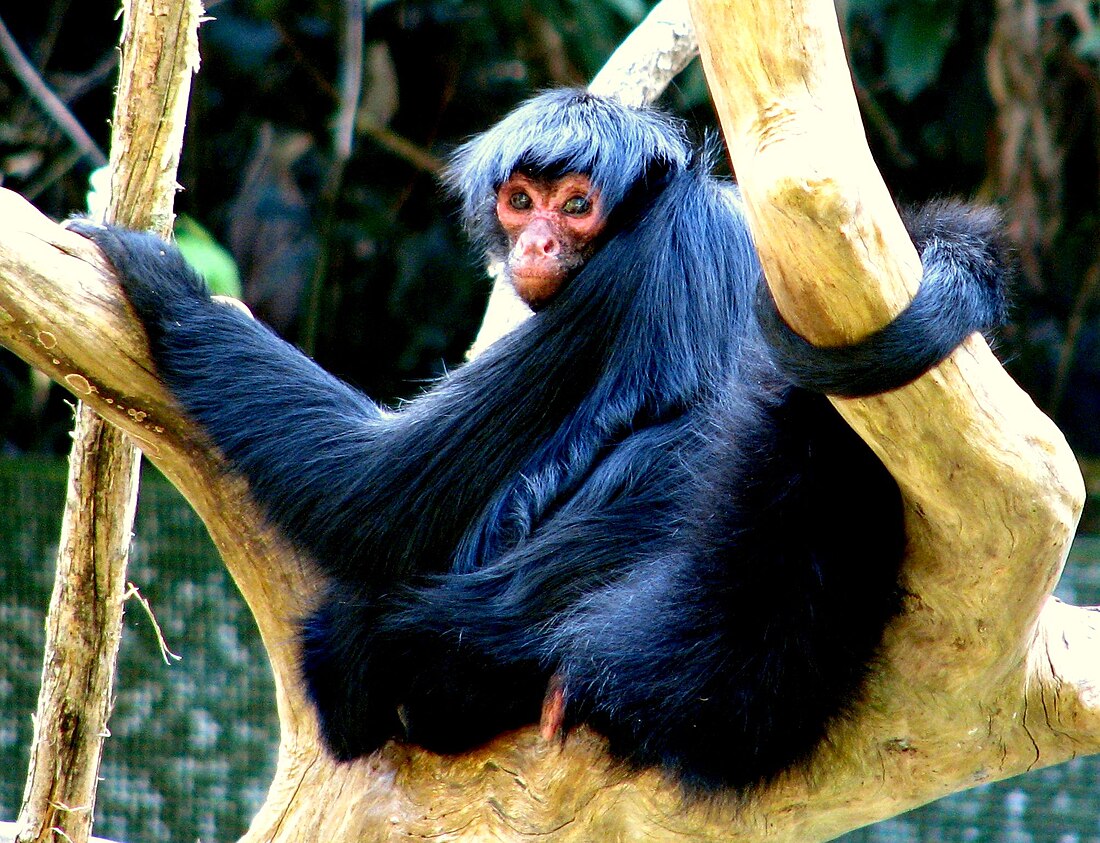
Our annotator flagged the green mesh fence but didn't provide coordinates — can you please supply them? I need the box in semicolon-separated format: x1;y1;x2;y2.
0;455;1097;842
0;457;277;842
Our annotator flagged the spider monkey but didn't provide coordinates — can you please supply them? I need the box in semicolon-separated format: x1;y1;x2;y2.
69;89;1009;791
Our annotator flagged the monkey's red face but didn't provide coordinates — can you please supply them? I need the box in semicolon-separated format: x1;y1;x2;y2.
495;173;606;309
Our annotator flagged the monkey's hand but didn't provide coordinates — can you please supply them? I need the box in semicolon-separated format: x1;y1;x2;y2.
65;220;217;346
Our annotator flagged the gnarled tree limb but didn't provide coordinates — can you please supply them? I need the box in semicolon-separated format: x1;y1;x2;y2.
0;0;1091;840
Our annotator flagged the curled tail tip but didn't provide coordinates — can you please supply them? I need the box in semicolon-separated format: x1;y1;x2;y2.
904;200;1017;285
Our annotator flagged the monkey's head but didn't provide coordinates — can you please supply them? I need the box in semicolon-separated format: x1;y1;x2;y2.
447;89;691;309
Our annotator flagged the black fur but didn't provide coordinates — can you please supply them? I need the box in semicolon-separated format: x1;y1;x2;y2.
67;89;1010;792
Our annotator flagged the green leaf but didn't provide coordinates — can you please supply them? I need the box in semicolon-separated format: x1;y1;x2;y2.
248;0;286;19
174;216;243;299
884;3;958;101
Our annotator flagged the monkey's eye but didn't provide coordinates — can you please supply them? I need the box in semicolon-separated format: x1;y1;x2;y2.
509;192;533;211
562;196;592;216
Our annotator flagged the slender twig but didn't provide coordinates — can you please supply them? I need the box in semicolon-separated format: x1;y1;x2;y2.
23;147;86;201
29;0;73;69
123;583;182;665
299;0;365;355
15;1;201;840
1050;259;1100;415
359;122;444;174
0;15;107;168
56;49;120;104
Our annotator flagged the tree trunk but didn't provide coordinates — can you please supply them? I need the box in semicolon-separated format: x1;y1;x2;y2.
15;2;201;842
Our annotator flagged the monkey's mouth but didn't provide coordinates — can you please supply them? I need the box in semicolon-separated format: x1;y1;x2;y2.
509;268;568;309
512;266;567;283
509;253;584;284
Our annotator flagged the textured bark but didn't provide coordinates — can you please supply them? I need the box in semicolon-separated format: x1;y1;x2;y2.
0;0;1091;840
14;414;139;843
0;823;115;843
14;3;201;843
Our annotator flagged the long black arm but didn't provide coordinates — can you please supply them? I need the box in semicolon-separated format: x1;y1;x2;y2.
66;222;398;561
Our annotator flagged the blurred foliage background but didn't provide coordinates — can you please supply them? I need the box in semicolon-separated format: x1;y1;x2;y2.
2;0;1100;466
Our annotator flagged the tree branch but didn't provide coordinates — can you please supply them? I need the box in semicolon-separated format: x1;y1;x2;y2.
0;15;108;169
588;0;699;106
0;0;1092;839
15;3;202;842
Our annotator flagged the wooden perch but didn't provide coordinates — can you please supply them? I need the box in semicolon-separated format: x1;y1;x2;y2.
16;4;202;842
0;0;1093;839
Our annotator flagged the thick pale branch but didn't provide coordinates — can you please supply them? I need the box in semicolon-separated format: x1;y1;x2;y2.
588;0;699;106
0;189;317;742
0;0;1093;838
689;0;1083;680
1030;600;1100;732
